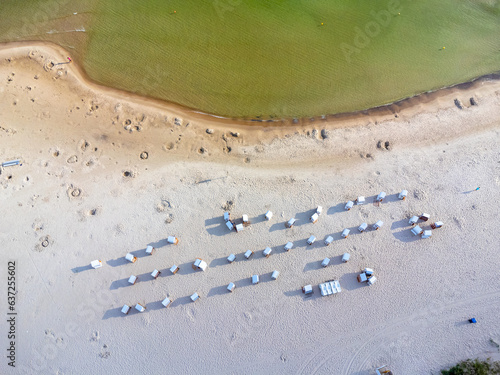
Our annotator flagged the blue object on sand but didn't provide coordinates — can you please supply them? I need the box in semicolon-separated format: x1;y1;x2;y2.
469;318;477;323
2;159;21;167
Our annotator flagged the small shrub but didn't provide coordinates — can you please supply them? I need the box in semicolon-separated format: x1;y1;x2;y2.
441;358;500;375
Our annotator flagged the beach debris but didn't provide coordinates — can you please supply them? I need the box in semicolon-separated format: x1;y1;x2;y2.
470;97;478;106
1;159;21;167
324;236;334;246
224;212;231;222
285;218;296;228
284;242;294;251
356;196;365;205
431;221;443;229
376;365;392;375
265;211;273;220
145;245;155;256
151;269;161;279
190;293;200;302
90;260;102;269
128;275;137;285
345;201;354;211
244;250;254;259
320;129;329;139
192;258;208;271
376;192;386;202
242;215;250;226
358;223;368;232
399;190;408;200
321;258;330;267
206;128;214;134
411;225;423;236
162;298;172;308
307;236;316;245
121;305;131;315
271;270;280;280
227;254;236;263
421;230;432;239
235;223;244;232
169;265;179;274
341;229;350;239
227;282;235;292
310;213;319;223
454;98;464;109
316;206;323;215
419;213;430;222
319;280;341;296
263;247;272;258
372;220;384;230
230;131;240;137
342;253;350;263
125;253;137;263
252;275;259;284
226;221;235;231
302;285;313;295
469;318;477;324
409;216;419;225
167;236;179;245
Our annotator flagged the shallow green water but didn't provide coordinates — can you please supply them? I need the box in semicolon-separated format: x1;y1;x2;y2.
1;0;500;118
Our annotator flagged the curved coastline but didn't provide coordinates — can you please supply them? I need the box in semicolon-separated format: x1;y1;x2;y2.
1;40;500;129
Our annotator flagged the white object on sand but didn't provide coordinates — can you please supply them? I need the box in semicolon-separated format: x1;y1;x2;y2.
128;275;137;285
121;305;131;314
286;218;296;228
420;213;430;221
226;221;234;231
431;221;443;229
169;265;179;274
324;236;333;246
151;269;160;279
373;220;383;230
193;258;207;271
227;282;235;292
358;223;368;232
271;270;279;280
227;254;236;263
145;245;154;255
265;211;273;220
345;201;354;211
252;275;259;284
167;236;179;245
302;285;313;295
421;230;432;239
367;276;377;286
235;223;244;232
90;260;102;269
364;268;374;276
399;190;408;200
319;280;341;296
263;247;272;257
190;293;200;302
321;258;330;267
341;229;350;238
1;159;21;167
135;303;146;312
316;206;323;215
310;213;319;223
409;216;419;225
242;215;250;225
125;253;137;263
376;192;386;202
411;225;423;236
284;242;293;251
342;253;350;263
357;273;368;283
244;250;254;259
162;298;172;308
356;196;365;205
307;236;316;245
224;212;231;222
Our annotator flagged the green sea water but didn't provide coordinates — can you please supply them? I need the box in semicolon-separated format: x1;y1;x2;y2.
1;0;499;118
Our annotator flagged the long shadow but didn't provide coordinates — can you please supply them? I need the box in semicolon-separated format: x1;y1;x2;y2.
283;287;322;301
269;221;289;233
327;202;344;215
71;264;92;273
158;261;198;277
170;295;195;308
147;238;170;249
339;272;365;291
234;276;254;288
205;215;233;237
303;260;324;272
106;248;151;268
110;270;162;290
295;208;318;227
391;218;410;231
391;226;422;243
102;307;125;320
250;215;266;225
385;193;402;203
260;272;276;283
207;284;230;297
146;300;166;312
209;256;233;268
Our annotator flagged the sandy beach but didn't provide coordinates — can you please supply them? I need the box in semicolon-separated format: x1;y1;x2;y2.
1;43;500;374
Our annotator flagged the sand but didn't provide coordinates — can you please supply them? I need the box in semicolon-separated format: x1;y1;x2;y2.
1;43;499;375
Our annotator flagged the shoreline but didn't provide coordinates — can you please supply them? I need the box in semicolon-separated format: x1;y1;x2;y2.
1;40;500;130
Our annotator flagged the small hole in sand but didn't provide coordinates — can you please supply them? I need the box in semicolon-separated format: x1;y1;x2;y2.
123;171;131;177
53;151;60;157
7;175;13;180
94;147;98;152
125;119;131;125
140;151;148;160
198;147;206;154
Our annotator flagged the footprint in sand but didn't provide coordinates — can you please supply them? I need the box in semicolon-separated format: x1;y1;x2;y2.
78;139;90;152
67;155;78;164
67;185;82;200
35;235;53;252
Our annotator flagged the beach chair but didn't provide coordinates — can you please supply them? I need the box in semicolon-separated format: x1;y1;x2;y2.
242;215;250;226
90;260;102;269
190;293;200;302
128;275;137;285
271;270;279;280
167;236;179;245
169;265;179;274
367;276;377;286
224;212;231;222
235;223;244;233
431;221;443;229
310;213;319;224
358;223;368;232
285;218;296;228
399;190;408;200
409;216;419;225
376;192;386;202
265;211;273;220
356;196;365;205
324;236;333;246
319;280;341;296
125;253;137;263
227;282;235;292
151;269;161;279
145;245;155;255
307;236;316;245
263;247;272;258
226;221;234;231
341;229;350;238
342;253;350;263
302;285;313;295
373;220;383;230
321;258;330;267
284;242;293;251
364;268;374;276
161;298;172;308
345;201;354;211
316;206;323;215
192;258;208;271
357;273;368;283
227;254;236;263
421;230;432;239
244;250;254;259
252;275;259;284
419;213;430;222
135;303;146;312
411;225;423;236
121;305;131;315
